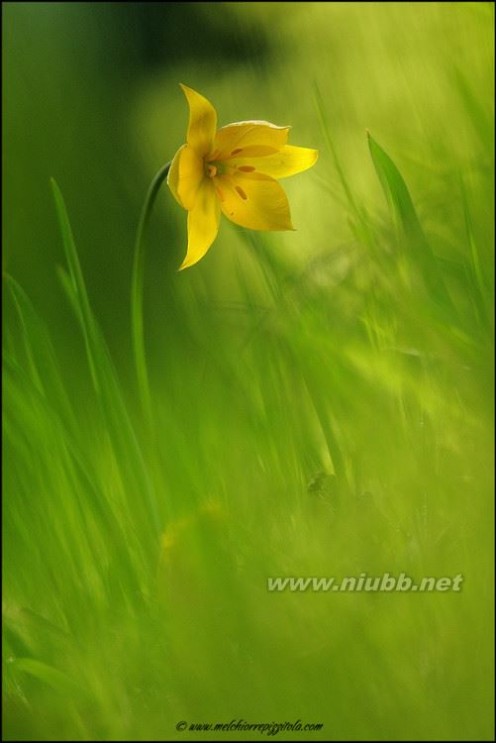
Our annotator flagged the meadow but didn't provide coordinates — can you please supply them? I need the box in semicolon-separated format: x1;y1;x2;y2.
3;3;494;740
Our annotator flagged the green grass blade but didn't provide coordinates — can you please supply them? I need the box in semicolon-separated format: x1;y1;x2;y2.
367;132;455;314
50;179;161;536
5;273;78;433
12;658;85;697
50;179;101;394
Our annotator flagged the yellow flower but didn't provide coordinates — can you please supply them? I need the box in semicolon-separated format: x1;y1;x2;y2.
167;84;318;270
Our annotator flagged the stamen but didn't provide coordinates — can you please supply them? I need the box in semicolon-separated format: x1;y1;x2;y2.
231;148;244;155
235;186;248;200
237;166;255;172
215;187;225;202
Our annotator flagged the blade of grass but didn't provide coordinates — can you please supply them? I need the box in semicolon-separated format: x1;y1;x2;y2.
13;658;86;697
50;179;161;536
458;172;491;332
367;132;456;316
5;273;77;434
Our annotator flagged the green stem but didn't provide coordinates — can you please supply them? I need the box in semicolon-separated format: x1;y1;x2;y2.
131;161;170;419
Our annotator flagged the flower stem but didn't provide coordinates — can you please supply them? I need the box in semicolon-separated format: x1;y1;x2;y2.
131;161;170;419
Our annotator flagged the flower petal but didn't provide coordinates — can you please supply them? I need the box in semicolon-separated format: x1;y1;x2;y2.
167;144;204;210
180;84;217;157
179;180;220;270
213;121;290;160
229;144;319;179
215;172;294;231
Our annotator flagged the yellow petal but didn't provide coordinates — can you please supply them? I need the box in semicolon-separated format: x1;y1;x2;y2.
179;180;220;270
180;84;217;157
167;146;183;205
213;121;290;160
215;172;294;231
229;144;319;179
167;144;204;210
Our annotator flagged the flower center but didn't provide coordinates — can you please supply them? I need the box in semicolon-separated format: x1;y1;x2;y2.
206;158;228;179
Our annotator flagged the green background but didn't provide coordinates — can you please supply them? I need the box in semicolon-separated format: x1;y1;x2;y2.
3;3;494;740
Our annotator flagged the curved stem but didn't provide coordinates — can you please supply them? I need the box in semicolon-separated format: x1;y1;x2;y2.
131;161;170;419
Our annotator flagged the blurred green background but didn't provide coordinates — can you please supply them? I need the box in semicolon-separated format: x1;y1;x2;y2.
3;2;494;740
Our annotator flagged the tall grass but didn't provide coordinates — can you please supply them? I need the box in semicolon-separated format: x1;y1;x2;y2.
3;3;493;740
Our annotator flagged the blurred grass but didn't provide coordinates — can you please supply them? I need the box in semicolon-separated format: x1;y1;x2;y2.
3;2;494;741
